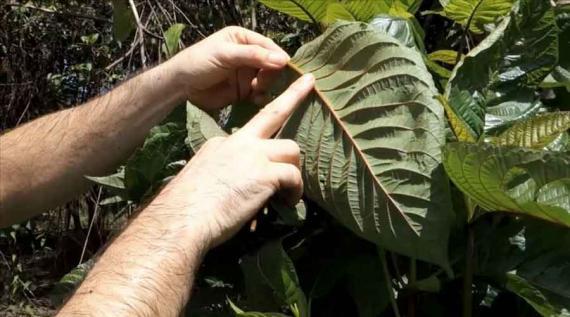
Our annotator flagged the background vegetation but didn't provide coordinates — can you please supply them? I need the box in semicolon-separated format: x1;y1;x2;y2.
1;0;569;316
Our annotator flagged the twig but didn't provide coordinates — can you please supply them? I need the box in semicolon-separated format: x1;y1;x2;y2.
6;3;111;23
128;0;147;68
379;248;402;317
78;187;102;265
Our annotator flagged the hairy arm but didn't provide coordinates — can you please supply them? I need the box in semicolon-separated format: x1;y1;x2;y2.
0;26;289;227
0;64;186;226
57;74;315;317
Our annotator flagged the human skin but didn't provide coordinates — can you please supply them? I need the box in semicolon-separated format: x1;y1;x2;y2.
0;26;315;316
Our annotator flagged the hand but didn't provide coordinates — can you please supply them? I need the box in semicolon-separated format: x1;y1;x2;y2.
164;26;290;110
150;74;315;247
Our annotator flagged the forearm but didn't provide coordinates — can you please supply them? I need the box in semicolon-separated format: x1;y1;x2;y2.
57;192;211;317
0;61;185;226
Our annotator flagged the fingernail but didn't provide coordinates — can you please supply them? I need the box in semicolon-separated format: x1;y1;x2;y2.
267;52;289;65
302;73;315;86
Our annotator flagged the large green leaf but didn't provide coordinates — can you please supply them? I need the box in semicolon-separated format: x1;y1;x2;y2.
340;0;391;21
445;0;559;139
258;0;335;24
369;14;425;51
277;22;454;267
492;112;570;149
438;0;515;34
240;240;308;317
443;142;570;226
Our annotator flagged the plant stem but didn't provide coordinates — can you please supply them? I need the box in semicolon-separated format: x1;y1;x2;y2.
462;226;475;317
379;248;401;317
408;258;417;317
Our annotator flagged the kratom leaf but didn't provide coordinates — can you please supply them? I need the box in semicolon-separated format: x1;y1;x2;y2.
443;142;570;227
111;0;135;42
438;0;515;34
340;0;391;21
428;50;459;65
492;112;570;148
323;3;355;25
506;274;570;317
437;95;477;142
162;23;186;58
240;240;308;317
369;14;425;51
277;22;454;267
445;0;559;138
258;0;334;24
125;121;187;201
185;102;227;154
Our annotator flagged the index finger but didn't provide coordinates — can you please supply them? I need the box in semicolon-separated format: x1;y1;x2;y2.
239;74;315;138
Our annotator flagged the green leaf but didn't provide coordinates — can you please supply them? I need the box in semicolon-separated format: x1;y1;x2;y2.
340;0;391;21
369;14;426;51
345;255;390;317
85;171;125;192
437;95;477;142
492;112;570;149
445;0;559;138
258;0;335;24
278;22;454;268
506;274;570;317
439;0;515;34
50;259;94;306
228;300;291;317
125;121;187;201
323;3;356;25
428;50;459;65
443;142;570;227
162;23;186;58
240;240;308;317
111;0;136;42
185;102;227;154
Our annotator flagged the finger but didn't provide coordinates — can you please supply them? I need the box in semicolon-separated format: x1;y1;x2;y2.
259;139;301;168
228;26;288;55
233;68;257;100
239;73;315;138
268;162;303;207
218;44;289;70
252;69;280;93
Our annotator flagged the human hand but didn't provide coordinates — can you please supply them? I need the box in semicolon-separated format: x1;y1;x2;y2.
150;73;315;248
164;26;290;110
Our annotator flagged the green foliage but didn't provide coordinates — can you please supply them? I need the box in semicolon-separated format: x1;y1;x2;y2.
38;0;570;316
240;240;308;317
445;0;558;138
162;23;187;58
443;142;570;226
492;112;570;148
435;0;515;34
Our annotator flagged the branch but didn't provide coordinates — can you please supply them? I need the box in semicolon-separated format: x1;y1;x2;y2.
6;3;111;23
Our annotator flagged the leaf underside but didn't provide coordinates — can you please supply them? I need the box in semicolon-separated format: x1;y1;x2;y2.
278;22;454;267
492;112;570;149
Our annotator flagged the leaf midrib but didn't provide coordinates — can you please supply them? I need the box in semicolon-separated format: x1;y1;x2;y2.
287;61;419;235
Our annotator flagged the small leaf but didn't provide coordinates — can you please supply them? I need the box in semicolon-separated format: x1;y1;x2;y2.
428;50;459;65
228;299;291;317
369;14;425;51
50;259;94;306
258;0;335;24
185;102;227;154
240;240;308;317
112;0;135;42
492;112;570;149
437;95;477;142
163;23;186;58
